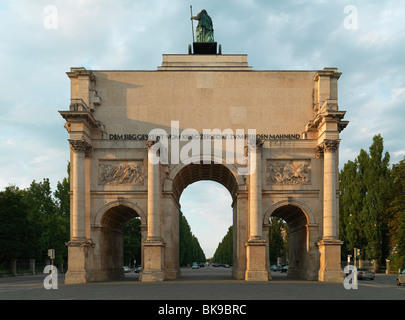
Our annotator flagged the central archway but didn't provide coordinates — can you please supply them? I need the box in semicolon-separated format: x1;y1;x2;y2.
166;161;248;280
180;180;233;277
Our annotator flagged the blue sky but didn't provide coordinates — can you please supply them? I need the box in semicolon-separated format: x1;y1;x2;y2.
0;0;404;257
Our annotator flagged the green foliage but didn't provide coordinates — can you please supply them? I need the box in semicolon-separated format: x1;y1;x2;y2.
179;211;206;265
213;226;233;264
386;157;405;248
123;218;142;266
0;186;30;262
0;165;70;264
268;217;288;265
339;134;393;265
397;211;405;258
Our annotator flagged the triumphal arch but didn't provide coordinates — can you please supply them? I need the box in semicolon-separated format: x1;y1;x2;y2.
60;32;348;284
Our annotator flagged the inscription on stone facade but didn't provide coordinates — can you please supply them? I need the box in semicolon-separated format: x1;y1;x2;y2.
266;160;311;185
99;161;144;185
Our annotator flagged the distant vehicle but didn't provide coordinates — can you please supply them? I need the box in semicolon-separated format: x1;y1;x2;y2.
212;263;220;267
270;265;281;272
280;266;289;273
135;266;142;273
357;268;375;280
123;266;131;273
396;269;405;286
224;264;230;268
192;262;199;269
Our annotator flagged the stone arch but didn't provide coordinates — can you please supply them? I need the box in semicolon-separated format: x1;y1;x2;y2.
167;155;246;202
91;199;147;281
263;199;319;280
263;198;316;227
93;199;147;230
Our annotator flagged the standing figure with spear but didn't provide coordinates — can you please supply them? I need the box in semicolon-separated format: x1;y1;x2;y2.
190;7;214;42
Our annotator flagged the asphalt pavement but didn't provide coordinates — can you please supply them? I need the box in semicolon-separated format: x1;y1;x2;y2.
0;266;404;301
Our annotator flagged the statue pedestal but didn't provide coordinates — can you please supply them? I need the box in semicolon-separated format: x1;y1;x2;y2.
193;42;217;54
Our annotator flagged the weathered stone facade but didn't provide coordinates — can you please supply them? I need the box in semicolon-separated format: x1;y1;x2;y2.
60;53;348;284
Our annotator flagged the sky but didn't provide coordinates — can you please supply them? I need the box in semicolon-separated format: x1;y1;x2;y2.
0;0;404;258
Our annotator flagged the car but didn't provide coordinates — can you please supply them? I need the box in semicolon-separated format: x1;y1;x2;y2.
123;266;131;273
280;266;289;273
357;268;375;280
191;262;199;269
396;269;405;286
212;263;220;267
135;266;142;273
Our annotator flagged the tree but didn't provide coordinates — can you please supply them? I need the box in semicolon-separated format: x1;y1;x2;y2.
0;186;30;262
386;157;405;269
23;177;70;264
268;217;287;265
385;157;405;247
339;159;366;256
339;134;392;267
361;135;391;264
52;163;71;264
213;226;233;264
123;218;142;266
179;211;206;265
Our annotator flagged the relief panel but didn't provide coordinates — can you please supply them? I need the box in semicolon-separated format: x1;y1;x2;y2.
99;160;145;185
266;160;311;185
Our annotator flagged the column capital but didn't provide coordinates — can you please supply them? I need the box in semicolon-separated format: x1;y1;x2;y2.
317;139;340;157
320;139;340;152
69;139;92;157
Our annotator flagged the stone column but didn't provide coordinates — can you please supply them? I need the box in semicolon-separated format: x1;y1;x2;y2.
65;139;94;285
245;140;268;281
147;140;161;241
317;139;343;283
322;139;339;239
249;140;263;240
69;139;91;242
141;140;165;282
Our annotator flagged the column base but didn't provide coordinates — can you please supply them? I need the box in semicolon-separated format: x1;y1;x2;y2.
65;240;95;284
316;238;344;283
245;239;270;281
141;238;166;282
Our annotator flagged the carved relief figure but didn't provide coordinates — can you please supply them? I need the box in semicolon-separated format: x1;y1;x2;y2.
99;162;144;185
267;160;311;185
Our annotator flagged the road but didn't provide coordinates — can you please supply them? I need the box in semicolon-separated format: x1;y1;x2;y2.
0;266;404;301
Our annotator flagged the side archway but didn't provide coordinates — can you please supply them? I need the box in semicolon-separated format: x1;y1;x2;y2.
263;199;319;280
91;199;147;281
